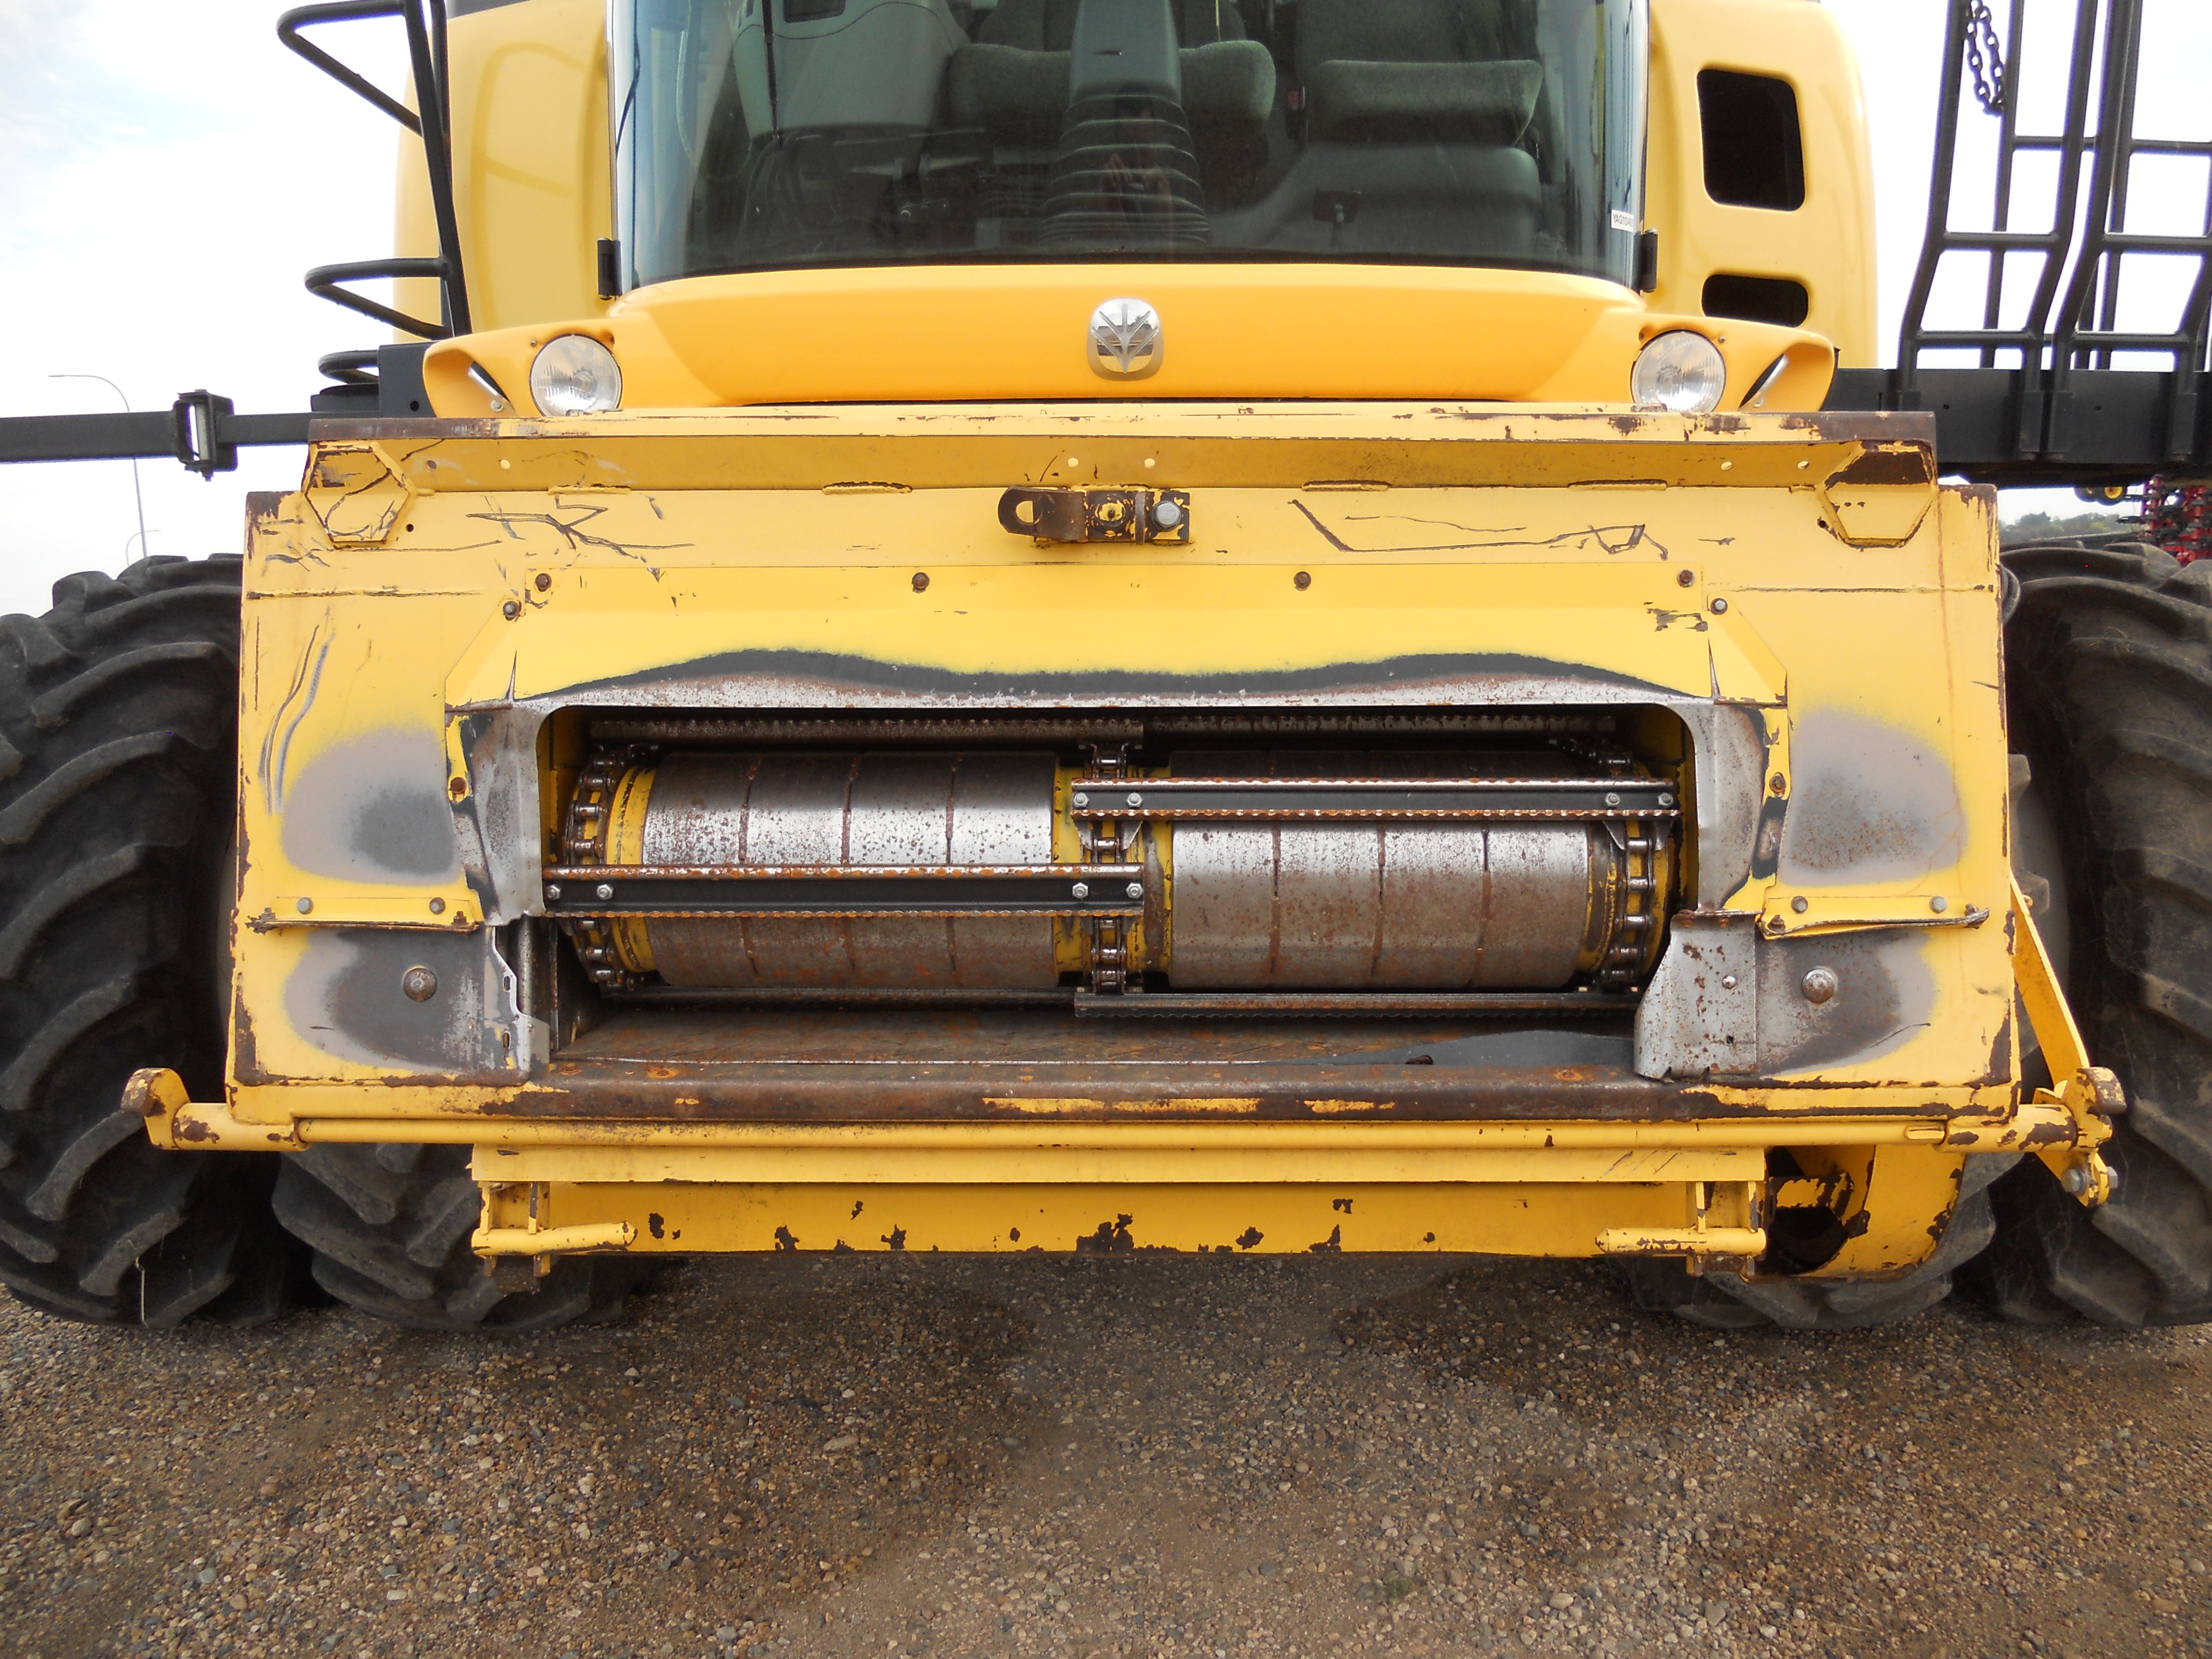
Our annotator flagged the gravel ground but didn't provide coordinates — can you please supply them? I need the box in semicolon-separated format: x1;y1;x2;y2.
3;1252;2210;1659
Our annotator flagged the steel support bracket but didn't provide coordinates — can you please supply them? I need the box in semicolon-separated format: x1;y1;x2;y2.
472;1181;635;1276
2010;878;2120;1206
126;1069;306;1152
1595;1178;1766;1271
999;486;1191;544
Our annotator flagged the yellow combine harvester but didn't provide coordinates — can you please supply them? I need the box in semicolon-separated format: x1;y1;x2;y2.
3;0;2208;1333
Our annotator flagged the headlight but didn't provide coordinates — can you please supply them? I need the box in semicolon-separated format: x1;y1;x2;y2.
529;335;622;415
1630;331;1728;414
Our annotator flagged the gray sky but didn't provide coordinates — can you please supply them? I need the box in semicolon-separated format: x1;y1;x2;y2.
1;0;2206;620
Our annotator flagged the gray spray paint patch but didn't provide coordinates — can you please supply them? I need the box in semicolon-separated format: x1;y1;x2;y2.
284;929;507;1074
280;729;463;883
1756;929;1937;1077
1779;712;1963;886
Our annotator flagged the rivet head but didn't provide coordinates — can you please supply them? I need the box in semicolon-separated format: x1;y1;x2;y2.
1126;792;1143;808
534;572;551;592
595;882;614;901
1770;773;1788;795
1072;792;1089;808
1710;597;1729;614
1657;792;1675;806
911;571;930;592
1791;895;1809;914
428;897;446;915
1677;568;1695;587
295;896;314;915
1802;967;1839;1005
401;967;439;1003
1605;791;1621;807
1125;882;1143;899
1071;881;1091;900
1720;974;1739;990
1929;895;1949;914
1293;571;1312;591
502;599;520;620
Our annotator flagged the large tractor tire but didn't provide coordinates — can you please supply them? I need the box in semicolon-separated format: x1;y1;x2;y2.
1974;538;2212;1326
273;1145;640;1332
0;555;632;1334
0;555;296;1326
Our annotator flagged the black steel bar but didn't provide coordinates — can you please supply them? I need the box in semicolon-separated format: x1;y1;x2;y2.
1068;778;1678;820
542;863;1147;917
280;0;471;340
0;402;315;468
306;258;453;341
1070;991;1640;1019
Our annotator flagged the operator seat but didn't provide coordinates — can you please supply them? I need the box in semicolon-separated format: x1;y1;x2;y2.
1295;0;1542;147
946;0;1275;175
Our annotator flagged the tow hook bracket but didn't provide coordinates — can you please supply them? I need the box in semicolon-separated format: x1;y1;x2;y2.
999;486;1191;544
1597;1180;1766;1272
472;1180;635;1290
2009;878;2121;1206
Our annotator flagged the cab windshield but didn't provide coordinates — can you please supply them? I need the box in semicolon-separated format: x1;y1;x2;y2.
613;0;1648;289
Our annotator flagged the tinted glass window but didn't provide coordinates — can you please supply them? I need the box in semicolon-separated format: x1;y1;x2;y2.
1697;69;1803;211
614;0;1650;288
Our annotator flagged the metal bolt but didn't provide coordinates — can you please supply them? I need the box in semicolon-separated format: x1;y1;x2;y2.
1791;895;1809;914
1929;895;1949;914
1126;792;1143;807
1771;773;1788;795
295;896;314;915
1152;497;1184;530
1720;974;1739;991
1677;568;1695;587
546;884;564;902
502;599;520;619
596;882;614;901
2062;1164;2091;1197
1710;597;1729;614
1802;967;1839;1005
534;572;551;592
1072;792;1089;808
1125;882;1143;899
1071;882;1091;900
401;967;439;1003
429;897;446;915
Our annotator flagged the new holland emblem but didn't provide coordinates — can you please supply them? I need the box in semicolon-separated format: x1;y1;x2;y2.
1087;297;1163;380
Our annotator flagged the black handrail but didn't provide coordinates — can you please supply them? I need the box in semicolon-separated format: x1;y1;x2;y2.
279;0;472;340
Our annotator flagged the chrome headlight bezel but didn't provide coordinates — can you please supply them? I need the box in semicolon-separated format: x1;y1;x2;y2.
529;335;623;415
1630;330;1728;415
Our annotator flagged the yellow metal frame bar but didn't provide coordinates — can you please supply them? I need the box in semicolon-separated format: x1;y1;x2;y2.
2009;878;2121;1206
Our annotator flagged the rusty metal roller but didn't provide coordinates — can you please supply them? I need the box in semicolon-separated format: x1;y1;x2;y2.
609;752;1062;988
1159;752;1625;990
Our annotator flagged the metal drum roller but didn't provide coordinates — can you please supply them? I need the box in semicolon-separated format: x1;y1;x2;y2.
566;751;1062;988
1157;752;1626;990
556;747;1668;993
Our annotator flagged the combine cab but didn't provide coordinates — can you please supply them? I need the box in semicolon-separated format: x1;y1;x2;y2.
2;0;2206;1333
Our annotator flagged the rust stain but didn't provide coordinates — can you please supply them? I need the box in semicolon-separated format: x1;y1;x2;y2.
985;1096;1260;1115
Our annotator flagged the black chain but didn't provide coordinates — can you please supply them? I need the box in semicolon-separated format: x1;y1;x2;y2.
1965;0;2008;116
